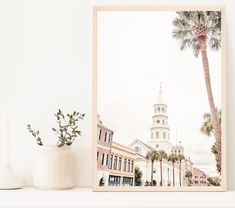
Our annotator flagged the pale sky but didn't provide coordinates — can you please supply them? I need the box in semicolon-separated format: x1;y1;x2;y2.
97;11;221;177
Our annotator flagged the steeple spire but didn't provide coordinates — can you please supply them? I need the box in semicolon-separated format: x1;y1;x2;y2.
157;83;164;103
149;83;171;154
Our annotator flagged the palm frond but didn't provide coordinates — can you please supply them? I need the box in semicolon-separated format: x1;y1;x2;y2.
191;38;201;57
173;17;191;29
177;154;185;161
203;112;211;120
172;11;221;55
209;37;221;50
146;150;160;161
211;143;218;154
158;150;167;160
200;108;221;137
200;122;213;136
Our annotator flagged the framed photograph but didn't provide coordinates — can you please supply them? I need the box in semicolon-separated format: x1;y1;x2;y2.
93;6;226;191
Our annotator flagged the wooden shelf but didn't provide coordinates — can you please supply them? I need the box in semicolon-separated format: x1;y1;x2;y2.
0;187;234;208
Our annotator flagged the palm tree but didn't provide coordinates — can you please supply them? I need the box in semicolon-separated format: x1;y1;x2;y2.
211;142;221;173
200;109;221;173
146;150;159;186
200;112;214;136
185;170;193;186
200;108;221;136
172;11;222;172
177;154;185;186
158;150;168;186
168;153;178;186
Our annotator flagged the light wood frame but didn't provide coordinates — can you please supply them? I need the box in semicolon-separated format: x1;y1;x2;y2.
92;5;226;192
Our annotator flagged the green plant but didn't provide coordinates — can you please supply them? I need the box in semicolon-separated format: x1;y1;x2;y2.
207;176;221;186
52;109;85;147
27;109;85;147
200;109;221;173
134;166;143;186
185;170;193;186
27;124;43;146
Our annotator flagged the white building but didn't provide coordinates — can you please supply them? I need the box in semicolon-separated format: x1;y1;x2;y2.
171;142;184;155
148;84;171;154
129;139;180;186
129;85;193;186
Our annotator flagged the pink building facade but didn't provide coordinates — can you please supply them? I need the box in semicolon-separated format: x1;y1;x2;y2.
97;118;114;186
193;167;207;186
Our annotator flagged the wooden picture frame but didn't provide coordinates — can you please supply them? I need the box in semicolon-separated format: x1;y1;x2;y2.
93;5;226;191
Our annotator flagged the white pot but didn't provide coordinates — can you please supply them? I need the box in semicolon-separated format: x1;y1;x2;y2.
33;145;75;190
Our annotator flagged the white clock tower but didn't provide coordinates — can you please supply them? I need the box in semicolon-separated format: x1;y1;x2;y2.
148;84;172;154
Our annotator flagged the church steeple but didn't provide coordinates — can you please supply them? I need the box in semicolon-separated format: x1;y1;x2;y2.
148;83;171;153
157;83;164;104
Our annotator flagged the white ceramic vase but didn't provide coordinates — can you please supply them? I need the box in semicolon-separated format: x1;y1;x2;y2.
33;145;75;190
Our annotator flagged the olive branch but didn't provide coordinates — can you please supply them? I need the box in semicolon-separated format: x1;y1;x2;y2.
27;109;85;147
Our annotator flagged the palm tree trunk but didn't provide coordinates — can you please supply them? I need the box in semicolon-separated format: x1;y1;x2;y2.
199;40;221;173
173;162;175;186
160;160;163;186
179;161;182;186
151;160;154;186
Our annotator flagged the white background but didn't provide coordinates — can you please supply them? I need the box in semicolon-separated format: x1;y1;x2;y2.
0;0;234;191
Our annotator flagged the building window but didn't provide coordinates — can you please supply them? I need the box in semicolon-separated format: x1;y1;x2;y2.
195;181;198;184
113;155;117;170
131;160;134;173
127;159;130;172
162;108;164;113
97;151;99;161
104;132;107;142
157;120;160;124
157;107;160;112
101;153;105;165
106;132;109;143
156;144;159;148
98;129;102;140
162;119;165;125
156;132;159;138
108;133;112;143
106;154;109;166
123;159;127;171
163;132;166;138
118;157;122;171
109;175;121;186
110;155;113;169
178;150;181;154
175;150;177;154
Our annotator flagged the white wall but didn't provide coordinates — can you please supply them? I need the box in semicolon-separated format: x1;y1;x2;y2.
0;0;234;189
